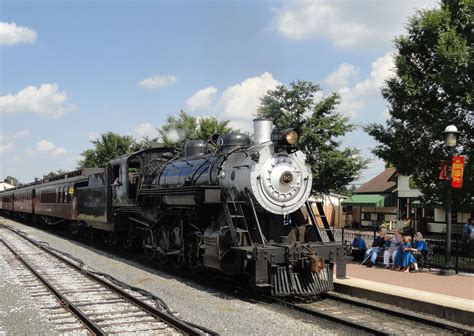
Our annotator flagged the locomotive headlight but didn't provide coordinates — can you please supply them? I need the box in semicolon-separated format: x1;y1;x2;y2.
271;128;301;146
285;130;299;145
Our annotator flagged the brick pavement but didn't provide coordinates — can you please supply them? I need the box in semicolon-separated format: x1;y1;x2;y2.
343;261;474;300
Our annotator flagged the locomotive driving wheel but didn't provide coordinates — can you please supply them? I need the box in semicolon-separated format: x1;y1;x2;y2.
169;224;184;270
70;221;80;236
185;231;202;273
156;226;169;265
142;228;156;260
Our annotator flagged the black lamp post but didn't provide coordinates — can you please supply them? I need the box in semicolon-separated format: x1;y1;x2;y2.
440;125;460;276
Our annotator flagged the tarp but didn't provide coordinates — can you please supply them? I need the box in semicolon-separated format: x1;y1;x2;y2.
341;194;387;207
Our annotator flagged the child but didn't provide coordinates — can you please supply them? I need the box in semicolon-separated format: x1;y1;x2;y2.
401;236;419;273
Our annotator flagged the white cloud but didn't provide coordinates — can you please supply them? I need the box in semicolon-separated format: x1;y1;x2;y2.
138;75;177;89
134;122;160;139
324;63;359;91
0;22;37;46
0;83;75;118
215;72;280;131
186;86;218;111
36;140;56;152
0;129;30;142
334;52;395;119
0;143;16;155
27;140;68;157
275;0;435;49
52;147;67;156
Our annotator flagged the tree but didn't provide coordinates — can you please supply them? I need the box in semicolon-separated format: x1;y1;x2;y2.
43;169;67;179
159;110;235;151
79;132;136;168
257;80;367;194
4;176;19;187
365;0;473;210
131;136;161;151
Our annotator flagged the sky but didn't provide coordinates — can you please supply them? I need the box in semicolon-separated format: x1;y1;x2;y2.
0;0;437;184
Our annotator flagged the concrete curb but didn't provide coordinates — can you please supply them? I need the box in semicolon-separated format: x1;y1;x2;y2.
334;278;474;326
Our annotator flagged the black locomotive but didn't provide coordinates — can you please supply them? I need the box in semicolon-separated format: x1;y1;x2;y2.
0;119;347;296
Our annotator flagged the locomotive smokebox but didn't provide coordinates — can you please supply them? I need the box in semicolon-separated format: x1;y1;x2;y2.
253;119;273;144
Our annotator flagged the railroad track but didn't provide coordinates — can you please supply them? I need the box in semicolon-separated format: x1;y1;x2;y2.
274;293;474;335
0;224;214;335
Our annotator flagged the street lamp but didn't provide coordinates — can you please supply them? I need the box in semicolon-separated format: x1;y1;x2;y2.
440;125;460;276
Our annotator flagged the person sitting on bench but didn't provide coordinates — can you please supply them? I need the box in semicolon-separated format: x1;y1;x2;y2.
363;229;386;267
351;233;367;261
402;236;419;272
414;232;429;252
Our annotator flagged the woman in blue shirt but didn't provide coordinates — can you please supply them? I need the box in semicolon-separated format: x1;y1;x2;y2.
402;236;419;272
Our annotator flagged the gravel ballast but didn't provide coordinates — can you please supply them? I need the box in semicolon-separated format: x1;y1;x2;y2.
0;217;354;335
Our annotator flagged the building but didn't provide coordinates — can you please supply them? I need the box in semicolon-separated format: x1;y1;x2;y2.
308;193;348;228
342;168;473;234
341;167;398;229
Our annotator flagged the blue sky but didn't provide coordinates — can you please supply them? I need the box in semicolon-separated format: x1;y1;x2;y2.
1;0;436;183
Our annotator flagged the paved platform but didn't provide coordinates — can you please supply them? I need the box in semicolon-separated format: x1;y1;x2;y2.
334;261;474;325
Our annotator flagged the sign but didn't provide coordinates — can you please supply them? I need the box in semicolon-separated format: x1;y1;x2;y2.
451;156;465;188
439;161;449;180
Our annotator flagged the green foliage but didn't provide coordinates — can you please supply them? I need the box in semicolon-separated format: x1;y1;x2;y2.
159;110;235;151
131;136;161;151
365;0;473;210
257;80;368;194
43;169;67;179
79;132;136;168
4;176;19;187
333;184;358;197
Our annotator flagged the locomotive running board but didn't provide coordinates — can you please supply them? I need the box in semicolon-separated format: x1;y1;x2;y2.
271;265;333;296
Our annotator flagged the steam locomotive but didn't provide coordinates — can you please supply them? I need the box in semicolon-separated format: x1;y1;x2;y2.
0;119;346;296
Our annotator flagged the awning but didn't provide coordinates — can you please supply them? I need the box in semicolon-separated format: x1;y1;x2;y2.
341;194;387;207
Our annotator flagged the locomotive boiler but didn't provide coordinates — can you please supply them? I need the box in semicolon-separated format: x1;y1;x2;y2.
0;119;347;296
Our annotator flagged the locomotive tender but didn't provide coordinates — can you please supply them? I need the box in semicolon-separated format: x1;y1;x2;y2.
0;119;346;296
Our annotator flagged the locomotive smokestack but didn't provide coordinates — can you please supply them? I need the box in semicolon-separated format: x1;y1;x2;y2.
253;119;273;144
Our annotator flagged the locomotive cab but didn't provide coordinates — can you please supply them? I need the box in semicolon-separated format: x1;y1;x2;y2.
108;147;174;207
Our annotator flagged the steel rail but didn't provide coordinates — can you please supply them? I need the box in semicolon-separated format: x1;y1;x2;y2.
0;239;102;335
324;292;474;334
1;225;205;336
275;294;474;336
273;297;389;336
